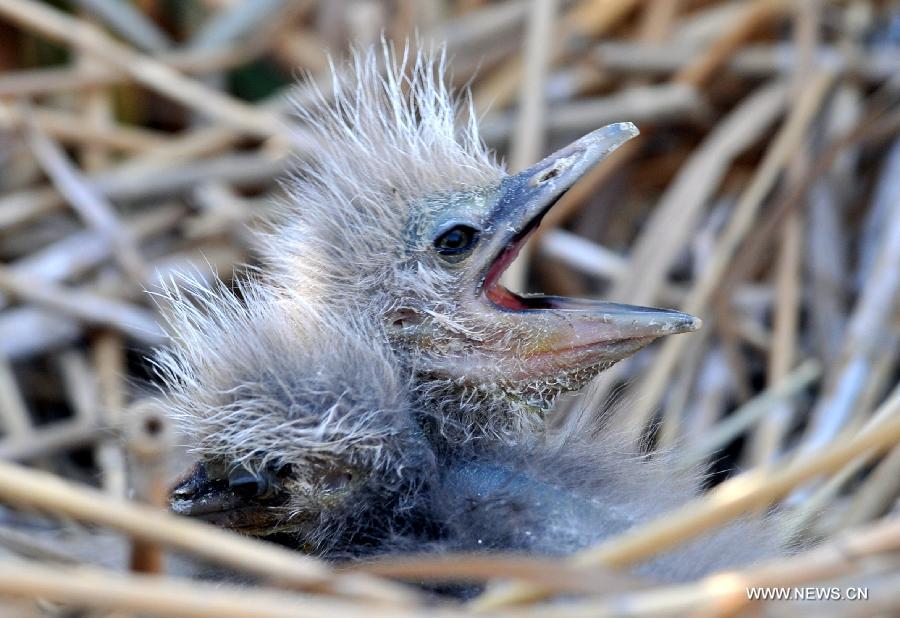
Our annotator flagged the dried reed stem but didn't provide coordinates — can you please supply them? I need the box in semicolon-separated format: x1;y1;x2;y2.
0;266;163;344
22;107;148;283
673;0;789;88
0;46;252;97
515;515;900;617
92;331;127;496
0;0;284;139
0;418;103;461
0;357;30;438
349;553;647;595
500;0;557;292
0;459;418;604
753;0;818;466
474;0;639;113
0;560;439;618
622;70;833;436
679;359;821;467
0;103;167;152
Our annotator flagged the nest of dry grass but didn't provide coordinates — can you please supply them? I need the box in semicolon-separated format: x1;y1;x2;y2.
0;0;898;616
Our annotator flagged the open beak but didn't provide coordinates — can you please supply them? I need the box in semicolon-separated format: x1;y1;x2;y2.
466;123;701;378
170;461;294;535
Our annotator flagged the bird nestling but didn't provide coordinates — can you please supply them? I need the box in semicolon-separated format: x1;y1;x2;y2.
157;278;782;577
264;44;700;442
155;42;782;579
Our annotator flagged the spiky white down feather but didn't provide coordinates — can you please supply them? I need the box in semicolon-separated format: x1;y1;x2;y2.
267;42;502;306
152;276;415;477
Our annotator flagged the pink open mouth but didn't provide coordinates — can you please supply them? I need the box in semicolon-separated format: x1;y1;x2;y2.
482;224;541;311
480;195;588;312
478;195;702;340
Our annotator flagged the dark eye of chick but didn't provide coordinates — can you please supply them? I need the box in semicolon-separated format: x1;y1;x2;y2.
228;466;271;499
434;224;479;257
227;462;290;500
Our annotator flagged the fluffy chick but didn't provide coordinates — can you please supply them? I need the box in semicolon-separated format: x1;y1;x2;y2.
156;279;783;579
